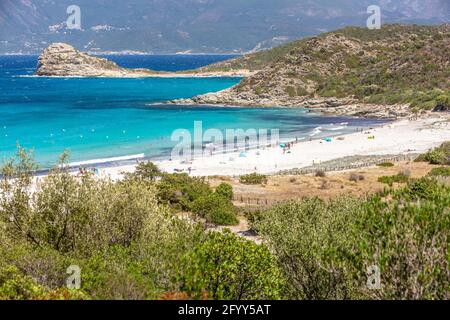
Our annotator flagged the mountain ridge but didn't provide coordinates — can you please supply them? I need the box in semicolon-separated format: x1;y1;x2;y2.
1;0;449;54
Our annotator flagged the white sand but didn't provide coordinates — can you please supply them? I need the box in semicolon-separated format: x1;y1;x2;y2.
99;114;450;179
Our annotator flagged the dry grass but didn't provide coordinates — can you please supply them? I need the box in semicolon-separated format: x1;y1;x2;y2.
208;161;440;207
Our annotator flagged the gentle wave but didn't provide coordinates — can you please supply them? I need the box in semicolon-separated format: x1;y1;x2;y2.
309;127;322;137
68;153;145;167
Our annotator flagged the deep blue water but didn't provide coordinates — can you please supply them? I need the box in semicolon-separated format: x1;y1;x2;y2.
0;55;385;168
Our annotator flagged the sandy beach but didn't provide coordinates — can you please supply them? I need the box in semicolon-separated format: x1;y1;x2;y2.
99;114;450;179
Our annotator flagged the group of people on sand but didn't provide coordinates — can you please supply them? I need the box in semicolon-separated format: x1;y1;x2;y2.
78;166;100;175
282;138;301;154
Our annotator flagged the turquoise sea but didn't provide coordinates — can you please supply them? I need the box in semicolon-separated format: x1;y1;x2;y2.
0;55;385;169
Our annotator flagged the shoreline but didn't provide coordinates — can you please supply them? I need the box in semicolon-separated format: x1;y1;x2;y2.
29;70;253;79
169;89;415;119
31;115;380;175
96;113;449;179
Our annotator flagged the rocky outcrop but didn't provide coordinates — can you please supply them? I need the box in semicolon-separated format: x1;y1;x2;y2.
35;43;159;77
170;89;412;119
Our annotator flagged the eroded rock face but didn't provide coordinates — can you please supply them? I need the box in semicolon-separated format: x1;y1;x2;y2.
35;43;154;77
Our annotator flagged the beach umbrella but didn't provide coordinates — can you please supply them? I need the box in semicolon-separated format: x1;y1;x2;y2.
239;152;247;158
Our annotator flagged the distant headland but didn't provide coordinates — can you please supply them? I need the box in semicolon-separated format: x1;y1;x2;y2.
34;43;251;78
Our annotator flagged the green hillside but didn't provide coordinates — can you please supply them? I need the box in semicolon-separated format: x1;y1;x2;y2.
202;24;450;110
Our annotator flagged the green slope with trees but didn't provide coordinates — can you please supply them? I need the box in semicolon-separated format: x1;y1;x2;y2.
200;24;450;111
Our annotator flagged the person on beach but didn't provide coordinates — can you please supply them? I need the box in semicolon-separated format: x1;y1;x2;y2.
188;167;192;175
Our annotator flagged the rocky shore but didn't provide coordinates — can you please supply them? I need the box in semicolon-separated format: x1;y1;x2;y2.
169;88;413;119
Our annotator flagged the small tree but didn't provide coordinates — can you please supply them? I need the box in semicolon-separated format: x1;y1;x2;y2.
177;231;284;300
192;193;238;226
215;183;234;200
127;161;161;182
0;146;38;246
254;197;361;299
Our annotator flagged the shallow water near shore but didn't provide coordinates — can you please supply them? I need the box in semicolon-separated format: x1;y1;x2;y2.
0;55;386;169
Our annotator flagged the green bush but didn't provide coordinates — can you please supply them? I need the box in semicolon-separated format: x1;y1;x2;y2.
377;162;394;168
0;264;87;300
428;167;450;177
157;173;212;211
177;231;284;300
2;145;448;300
0;265;46;300
215;183;234;200
246;209;264;231
415;142;450;165
192;193;238;226
0;148;206;299
254;178;450;299
377;172;410;186
0;243;70;291
254;197;361;299
239;173;268;185
355;178;450;299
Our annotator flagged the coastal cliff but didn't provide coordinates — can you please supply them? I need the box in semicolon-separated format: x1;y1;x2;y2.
174;24;450;118
35;43;160;77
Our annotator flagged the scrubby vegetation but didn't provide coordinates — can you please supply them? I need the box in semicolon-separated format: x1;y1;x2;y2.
415;142;450;165
253;178;450;299
0;149;251;300
315;170;326;178
428;167;450;177
1;148;448;300
378;171;410;186
125;168;239;226
204;24;450;111
192;193;238;226
177;231;283;300
215;182;234;200
377;162;394;168
239;173;268;185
